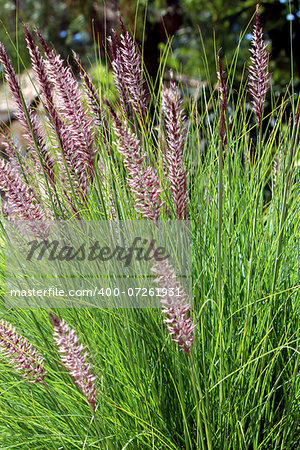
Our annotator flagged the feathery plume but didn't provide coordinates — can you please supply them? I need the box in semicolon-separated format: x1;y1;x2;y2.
0;158;47;222
109;20;148;121
0;41;55;182
25;28;58;129
108;30;131;118
35;30;95;195
152;259;196;356
248;4;271;130
110;106;162;221
25;28;80;198
217;57;228;143
128;164;162;222
0;158;50;237
50;314;97;410
25;28;63;153
0;41;33;135
0;320;46;384
161;81;188;220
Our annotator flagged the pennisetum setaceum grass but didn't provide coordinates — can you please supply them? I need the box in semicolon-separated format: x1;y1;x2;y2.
0;4;299;449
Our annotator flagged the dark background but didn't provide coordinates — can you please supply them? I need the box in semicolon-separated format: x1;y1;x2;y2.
0;0;299;91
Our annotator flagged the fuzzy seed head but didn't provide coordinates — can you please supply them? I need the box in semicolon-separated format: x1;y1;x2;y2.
152;259;196;356
0;320;46;384
50;314;97;410
161;81;188;220
248;4;271;129
109;22;148;121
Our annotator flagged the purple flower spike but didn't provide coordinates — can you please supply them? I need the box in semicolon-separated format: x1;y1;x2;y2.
152;260;196;356
0;40;55;181
248;4;271;130
0;320;46;384
0;158;48;223
161;81;188;220
109;105;162;221
50;314;97;410
108;20;148;121
35;30;96;196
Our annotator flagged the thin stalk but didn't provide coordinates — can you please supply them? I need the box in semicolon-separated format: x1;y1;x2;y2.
177;356;191;450
91;410;102;437
217;140;224;421
190;353;213;450
94;155;109;220
244;125;263;361
190;369;205;449
90;405;115;449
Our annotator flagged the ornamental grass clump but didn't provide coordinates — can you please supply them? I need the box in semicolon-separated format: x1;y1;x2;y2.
0;21;195;357
0;6;299;447
0;319;46;384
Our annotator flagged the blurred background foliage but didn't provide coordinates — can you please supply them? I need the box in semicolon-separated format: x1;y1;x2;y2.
0;0;299;93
